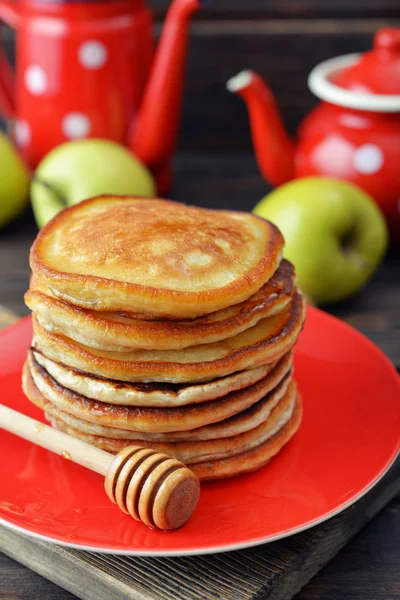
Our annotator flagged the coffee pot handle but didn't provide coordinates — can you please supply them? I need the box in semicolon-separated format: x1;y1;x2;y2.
0;1;19;119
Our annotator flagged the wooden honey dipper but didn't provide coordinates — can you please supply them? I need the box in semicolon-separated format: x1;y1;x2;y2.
0;404;200;531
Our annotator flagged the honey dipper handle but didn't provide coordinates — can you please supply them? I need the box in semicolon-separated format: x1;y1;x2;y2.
0;404;112;476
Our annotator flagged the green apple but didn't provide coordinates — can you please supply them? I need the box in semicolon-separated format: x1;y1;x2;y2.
31;139;156;228
0;132;30;228
253;177;388;304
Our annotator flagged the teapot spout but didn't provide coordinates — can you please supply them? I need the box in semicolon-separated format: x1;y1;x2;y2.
227;70;295;187
130;0;201;172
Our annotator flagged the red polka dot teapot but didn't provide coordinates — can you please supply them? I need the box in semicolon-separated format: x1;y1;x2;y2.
227;28;400;241
0;0;202;192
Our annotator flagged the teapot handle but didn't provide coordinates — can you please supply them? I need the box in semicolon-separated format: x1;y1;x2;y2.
0;1;19;119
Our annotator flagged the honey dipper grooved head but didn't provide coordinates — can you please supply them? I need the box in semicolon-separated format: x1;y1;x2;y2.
105;446;200;530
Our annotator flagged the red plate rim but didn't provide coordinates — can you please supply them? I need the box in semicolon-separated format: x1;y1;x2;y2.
0;309;399;556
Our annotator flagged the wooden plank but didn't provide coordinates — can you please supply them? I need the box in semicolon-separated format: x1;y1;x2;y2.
150;0;400;20
0;304;18;328
294;496;400;600
0;208;36;317
0;555;75;600
1;458;399;600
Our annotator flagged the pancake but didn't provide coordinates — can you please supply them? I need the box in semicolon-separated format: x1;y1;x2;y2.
45;383;297;464
25;359;292;441
26;351;293;433
26;260;295;351
32;351;284;407
32;291;305;383
26;355;302;480
30;197;284;319
191;394;302;481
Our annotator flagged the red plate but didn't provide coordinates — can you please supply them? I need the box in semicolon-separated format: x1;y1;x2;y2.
0;309;399;555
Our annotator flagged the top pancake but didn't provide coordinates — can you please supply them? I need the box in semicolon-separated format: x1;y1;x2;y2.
29;196;284;318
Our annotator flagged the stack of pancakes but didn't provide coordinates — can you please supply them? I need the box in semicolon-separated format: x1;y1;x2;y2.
23;197;305;481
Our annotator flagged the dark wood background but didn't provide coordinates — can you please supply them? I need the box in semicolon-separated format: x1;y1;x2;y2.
152;0;400;18
158;0;400;150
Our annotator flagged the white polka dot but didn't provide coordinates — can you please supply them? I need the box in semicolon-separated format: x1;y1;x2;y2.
24;65;47;95
78;41;108;69
353;144;384;175
62;113;91;139
14;120;31;147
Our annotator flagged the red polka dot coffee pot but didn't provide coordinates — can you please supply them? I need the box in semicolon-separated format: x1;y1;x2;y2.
0;0;202;193
227;28;400;242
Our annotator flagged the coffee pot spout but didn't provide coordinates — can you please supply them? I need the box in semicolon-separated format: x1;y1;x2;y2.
130;0;202;173
227;70;295;187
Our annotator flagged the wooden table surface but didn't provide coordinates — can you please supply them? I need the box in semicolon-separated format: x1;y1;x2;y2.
0;154;399;600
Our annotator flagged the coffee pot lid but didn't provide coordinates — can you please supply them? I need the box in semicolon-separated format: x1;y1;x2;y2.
308;27;400;112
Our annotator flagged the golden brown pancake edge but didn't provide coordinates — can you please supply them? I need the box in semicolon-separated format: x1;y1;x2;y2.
30;196;284;318
26;351;293;433
25;259;295;351
31;291;305;383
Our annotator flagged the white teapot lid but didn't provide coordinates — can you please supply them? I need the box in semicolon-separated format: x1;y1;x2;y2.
308;53;400;113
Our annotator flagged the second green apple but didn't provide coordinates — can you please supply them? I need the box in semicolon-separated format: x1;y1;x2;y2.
253;177;388;305
31;139;156;228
